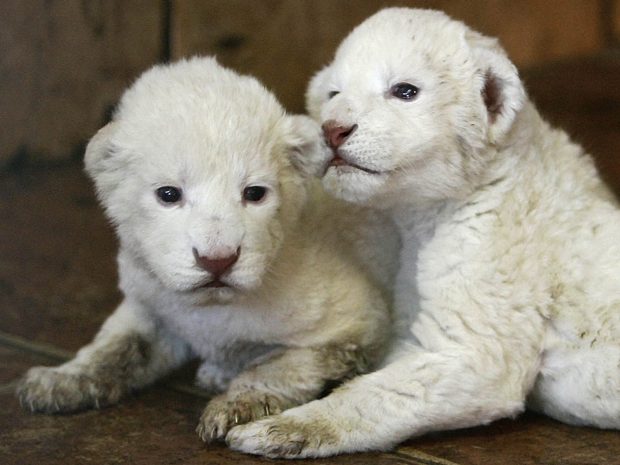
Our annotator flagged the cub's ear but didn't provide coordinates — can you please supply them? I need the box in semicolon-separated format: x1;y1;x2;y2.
282;115;330;178
467;32;525;144
305;67;329;121
83;122;120;180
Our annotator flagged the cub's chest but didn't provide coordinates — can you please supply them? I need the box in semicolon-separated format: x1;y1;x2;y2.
155;299;300;357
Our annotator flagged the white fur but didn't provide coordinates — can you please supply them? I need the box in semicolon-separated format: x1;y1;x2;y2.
17;57;398;441
228;8;620;458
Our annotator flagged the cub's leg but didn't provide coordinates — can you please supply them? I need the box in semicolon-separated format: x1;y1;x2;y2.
17;298;190;413
528;344;620;429
195;360;237;394
227;343;541;458
197;344;369;443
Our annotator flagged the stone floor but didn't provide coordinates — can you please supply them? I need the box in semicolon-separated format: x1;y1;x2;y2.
1;53;619;465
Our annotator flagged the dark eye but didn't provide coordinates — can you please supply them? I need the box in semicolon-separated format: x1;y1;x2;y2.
156;186;182;204
327;91;340;99
243;186;267;203
390;83;420;101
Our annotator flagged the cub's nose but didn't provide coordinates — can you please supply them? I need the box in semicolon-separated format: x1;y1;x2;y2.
322;121;358;149
193;248;239;277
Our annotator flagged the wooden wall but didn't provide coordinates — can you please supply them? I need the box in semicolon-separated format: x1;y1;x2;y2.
1;0;618;169
614;0;620;44
0;1;165;168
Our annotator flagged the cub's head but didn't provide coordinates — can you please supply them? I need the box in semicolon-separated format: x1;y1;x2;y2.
86;57;322;302
307;8;525;207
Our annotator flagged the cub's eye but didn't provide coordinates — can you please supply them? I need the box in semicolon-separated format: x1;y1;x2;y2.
243;186;267;203
327;91;340;99
156;186;182;204
390;83;420;101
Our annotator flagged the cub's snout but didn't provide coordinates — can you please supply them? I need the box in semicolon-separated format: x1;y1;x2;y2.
322;121;358;149
193;246;240;288
193;247;240;276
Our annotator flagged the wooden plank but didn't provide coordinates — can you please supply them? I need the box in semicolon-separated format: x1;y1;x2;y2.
435;0;604;66
0;0;164;168
613;0;620;43
170;0;604;113
1;1;607;167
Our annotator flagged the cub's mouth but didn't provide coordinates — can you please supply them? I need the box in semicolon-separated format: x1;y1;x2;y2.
193;279;232;291
325;152;381;176
201;280;228;288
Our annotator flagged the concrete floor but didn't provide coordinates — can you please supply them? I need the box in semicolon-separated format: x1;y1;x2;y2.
1;54;619;465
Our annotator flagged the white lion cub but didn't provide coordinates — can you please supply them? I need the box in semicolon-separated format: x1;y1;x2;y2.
17;57;396;443
227;8;620;458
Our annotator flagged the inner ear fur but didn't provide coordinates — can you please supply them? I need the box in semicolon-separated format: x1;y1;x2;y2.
482;71;503;125
468;32;526;144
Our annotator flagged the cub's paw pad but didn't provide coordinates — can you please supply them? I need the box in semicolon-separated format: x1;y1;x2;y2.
17;366;118;414
197;393;284;443
227;415;337;459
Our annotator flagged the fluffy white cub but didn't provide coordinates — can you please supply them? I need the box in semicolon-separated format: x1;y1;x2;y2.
228;8;620;458
17;57;397;444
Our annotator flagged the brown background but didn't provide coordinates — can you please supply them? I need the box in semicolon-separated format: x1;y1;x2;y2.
2;0;620;169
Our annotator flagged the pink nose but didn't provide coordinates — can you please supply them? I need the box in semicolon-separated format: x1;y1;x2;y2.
193;248;239;277
322;121;358;149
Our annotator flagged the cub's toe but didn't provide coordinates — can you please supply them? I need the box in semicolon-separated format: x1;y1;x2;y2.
197;393;285;443
17;366;120;414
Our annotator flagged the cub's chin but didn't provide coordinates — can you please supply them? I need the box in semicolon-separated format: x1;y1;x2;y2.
322;165;388;205
191;285;238;304
188;271;267;304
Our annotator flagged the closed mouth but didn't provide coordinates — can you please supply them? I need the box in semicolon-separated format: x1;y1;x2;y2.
195;279;230;290
326;152;381;175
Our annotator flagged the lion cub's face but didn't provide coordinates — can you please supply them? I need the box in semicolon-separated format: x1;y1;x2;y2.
307;8;524;208
86;58;320;302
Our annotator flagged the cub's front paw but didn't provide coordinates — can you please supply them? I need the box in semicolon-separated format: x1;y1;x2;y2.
196;392;286;443
17;366;123;414
227;412;340;459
